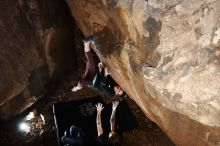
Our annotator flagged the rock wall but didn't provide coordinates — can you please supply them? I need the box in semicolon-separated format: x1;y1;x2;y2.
0;0;80;119
66;0;220;145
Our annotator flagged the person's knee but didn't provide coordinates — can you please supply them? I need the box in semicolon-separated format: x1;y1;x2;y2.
84;42;91;52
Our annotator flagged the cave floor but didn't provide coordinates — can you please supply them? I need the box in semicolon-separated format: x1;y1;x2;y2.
0;77;175;146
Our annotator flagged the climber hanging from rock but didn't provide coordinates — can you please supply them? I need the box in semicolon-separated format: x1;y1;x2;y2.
71;36;99;92
71;36;125;97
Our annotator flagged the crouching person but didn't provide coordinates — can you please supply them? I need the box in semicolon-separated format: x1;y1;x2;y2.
62;126;87;146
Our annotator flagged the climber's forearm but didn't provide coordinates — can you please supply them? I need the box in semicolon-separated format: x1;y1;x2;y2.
110;109;117;132
96;112;103;136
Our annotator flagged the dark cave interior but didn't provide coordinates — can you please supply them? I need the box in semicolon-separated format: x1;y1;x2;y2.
0;0;175;146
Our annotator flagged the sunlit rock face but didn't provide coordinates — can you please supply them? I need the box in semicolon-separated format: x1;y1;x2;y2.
67;0;220;145
0;0;79;119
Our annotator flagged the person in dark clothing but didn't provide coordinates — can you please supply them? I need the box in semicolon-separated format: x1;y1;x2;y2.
96;101;121;146
92;62;117;96
61;126;87;146
92;62;125;97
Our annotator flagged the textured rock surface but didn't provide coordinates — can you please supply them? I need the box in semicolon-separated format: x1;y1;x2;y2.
0;0;79;119
67;0;220;145
0;0;44;119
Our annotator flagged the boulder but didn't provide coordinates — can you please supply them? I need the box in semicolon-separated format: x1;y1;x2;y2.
66;0;220;145
0;0;79;119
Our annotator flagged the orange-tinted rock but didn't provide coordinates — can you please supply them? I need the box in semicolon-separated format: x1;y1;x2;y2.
67;0;220;145
0;0;43;116
0;0;80;119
